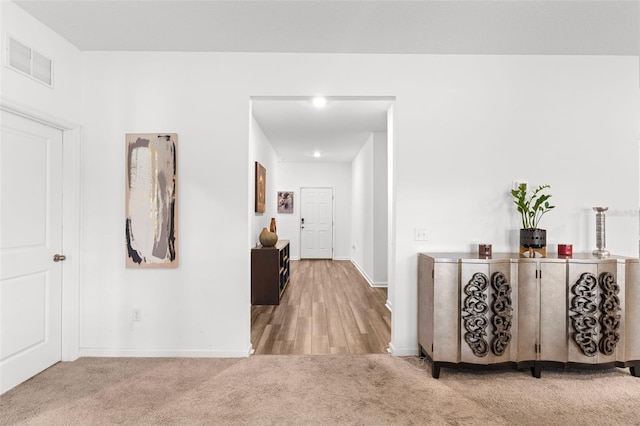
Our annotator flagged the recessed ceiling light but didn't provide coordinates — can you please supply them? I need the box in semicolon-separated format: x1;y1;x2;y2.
312;97;327;108
313;151;322;158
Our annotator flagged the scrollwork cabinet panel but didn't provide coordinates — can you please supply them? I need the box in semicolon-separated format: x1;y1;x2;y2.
459;260;516;365
567;261;621;364
567;262;599;364
460;262;491;364
539;261;570;364
488;260;516;364
597;261;622;364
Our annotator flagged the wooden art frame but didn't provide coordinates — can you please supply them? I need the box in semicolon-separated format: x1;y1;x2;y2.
255;161;266;213
125;133;178;268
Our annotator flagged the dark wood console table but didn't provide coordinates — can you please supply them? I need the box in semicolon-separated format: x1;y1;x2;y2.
251;240;290;305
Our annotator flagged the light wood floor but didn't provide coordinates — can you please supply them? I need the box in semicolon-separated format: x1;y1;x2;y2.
251;260;391;355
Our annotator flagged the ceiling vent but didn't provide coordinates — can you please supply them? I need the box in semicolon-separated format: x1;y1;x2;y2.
6;36;53;87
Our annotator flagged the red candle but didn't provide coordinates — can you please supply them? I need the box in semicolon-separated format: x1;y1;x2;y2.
558;244;573;256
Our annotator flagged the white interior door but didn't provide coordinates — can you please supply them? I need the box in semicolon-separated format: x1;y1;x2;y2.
300;187;333;259
1;111;63;394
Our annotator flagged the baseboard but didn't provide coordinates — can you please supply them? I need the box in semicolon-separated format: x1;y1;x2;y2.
350;259;388;288
385;300;393;312
79;346;252;358
351;260;372;286
388;342;418;357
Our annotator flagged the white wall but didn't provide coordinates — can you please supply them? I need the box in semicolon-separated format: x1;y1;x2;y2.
79;52;639;357
0;1;82;124
351;135;375;281
351;132;388;286
372;132;388;284
249;116;278;247
276;161;352;260
80;52;257;356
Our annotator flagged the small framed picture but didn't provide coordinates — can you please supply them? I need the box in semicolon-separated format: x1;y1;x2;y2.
277;191;294;214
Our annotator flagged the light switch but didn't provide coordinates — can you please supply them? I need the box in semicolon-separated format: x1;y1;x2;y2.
415;228;428;241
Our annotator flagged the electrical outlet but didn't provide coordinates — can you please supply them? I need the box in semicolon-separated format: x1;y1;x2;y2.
132;308;142;322
415;228;428;241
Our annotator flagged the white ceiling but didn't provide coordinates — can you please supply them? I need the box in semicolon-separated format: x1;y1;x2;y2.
13;0;639;162
252;97;393;162
13;1;640;55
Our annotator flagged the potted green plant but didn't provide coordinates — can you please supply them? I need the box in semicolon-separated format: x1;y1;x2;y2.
510;183;555;251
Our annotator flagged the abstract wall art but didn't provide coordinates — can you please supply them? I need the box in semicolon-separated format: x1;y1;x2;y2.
277;191;293;214
125;133;178;268
255;161;266;213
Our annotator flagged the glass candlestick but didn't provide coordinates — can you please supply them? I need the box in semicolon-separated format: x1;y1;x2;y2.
592;206;610;258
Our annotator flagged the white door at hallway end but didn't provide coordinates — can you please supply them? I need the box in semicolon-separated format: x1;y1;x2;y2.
300;187;333;259
0;111;64;394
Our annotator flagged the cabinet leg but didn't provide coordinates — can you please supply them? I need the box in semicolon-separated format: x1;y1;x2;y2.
432;362;441;379
531;362;542;379
630;365;638;378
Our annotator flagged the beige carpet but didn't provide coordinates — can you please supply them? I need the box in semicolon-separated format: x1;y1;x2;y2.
1;355;639;425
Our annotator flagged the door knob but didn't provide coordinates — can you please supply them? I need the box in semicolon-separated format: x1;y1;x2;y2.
53;254;66;262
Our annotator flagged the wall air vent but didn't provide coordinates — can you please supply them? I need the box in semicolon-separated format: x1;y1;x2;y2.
6;36;53;87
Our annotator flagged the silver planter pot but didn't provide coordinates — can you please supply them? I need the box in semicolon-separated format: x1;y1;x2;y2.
520;228;546;249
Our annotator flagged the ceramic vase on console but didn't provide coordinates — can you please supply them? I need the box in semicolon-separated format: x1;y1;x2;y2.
270;217;277;233
259;227;278;247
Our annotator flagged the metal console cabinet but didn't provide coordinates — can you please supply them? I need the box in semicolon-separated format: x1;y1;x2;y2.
418;252;639;378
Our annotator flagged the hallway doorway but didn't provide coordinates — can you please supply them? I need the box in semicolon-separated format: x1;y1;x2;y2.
249;95;396;355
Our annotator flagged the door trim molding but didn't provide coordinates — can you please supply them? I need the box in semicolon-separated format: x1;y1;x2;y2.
1;97;82;361
0;97;77;131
